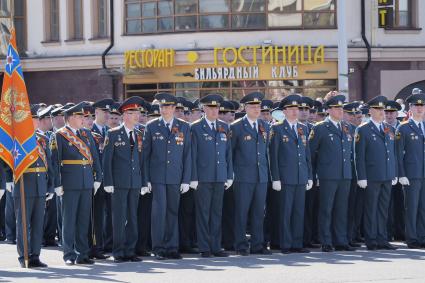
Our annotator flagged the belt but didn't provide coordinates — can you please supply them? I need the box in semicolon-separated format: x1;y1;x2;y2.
25;167;47;173
61;160;91;165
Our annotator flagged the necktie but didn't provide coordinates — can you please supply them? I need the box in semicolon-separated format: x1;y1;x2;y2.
419;123;424;136
166;123;171;134
211;122;216;132
292;124;297;139
337;123;342;133
380;124;385;135
253;122;257;133
129;131;135;150
102;127;106;137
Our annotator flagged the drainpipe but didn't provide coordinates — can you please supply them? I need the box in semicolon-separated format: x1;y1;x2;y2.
100;0;119;101
361;0;372;101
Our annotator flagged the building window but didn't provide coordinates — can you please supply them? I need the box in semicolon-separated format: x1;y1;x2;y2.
124;0;336;35
0;0;26;55
44;0;60;42
92;0;108;38
393;0;412;28
67;0;83;40
124;79;337;102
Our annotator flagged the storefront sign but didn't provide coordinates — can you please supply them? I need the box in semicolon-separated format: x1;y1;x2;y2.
123;45;334;82
378;0;394;28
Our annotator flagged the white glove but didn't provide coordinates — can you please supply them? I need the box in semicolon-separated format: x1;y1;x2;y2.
306;180;313;190
94;182;101;195
357;180;367;189
180;183;190;194
140;187;149;195
224;179;233;190
55;186;64;196
190;181;199;190
6;182;14;193
272;181;281;191
46;193;54;201
0;189;4;200
392;177;398;186
104;186;114;193
399;177;410;186
147;182;152;193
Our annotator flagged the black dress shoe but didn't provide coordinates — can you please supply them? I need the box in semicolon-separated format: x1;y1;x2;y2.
201;251;212;258
407;243;422;249
377;243;398;250
224;246;235;251
291;248;310;253
6;239;16;245
65;259;75;266
280;248;291;254
213;250;229;257
43;241;58;247
76;258;95;265
349;242;362;248
167;252;182;259
367;244;378;251
305;243;321;249
92;253;110;260
0;234;6;241
270;244;281;250
30;260;48;268
335;245;356;251
180;247;199;254
421;243;425;248
113;256;126;263
236;250;249;256
251;248;272;255
136;250;152;257
321;245;334;252
127;256;143;262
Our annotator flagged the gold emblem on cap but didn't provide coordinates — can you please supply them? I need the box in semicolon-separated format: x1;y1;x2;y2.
302;103;306;107
161;99;166;103
338;101;342;105
292;101;297;105
379;102;383;106
220;107;224;111
419;100;423;104
254;98;259;102
212;101;217;105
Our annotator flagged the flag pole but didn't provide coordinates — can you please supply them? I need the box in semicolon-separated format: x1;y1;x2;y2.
19;177;29;268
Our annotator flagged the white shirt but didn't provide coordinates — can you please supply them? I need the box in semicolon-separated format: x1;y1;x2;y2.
67;125;78;135
411;118;424;133
286;120;298;137
94;122;104;134
205;117;217;131
328;116;341;130
245;116;258;132
370;118;383;131
160;117;174;131
123;125;134;139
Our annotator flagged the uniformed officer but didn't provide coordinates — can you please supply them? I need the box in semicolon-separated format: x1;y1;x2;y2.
107;102;122;129
8;104;55;268
342;101;363;248
143;92;192;260
260;99;273;123
384;100;405;242
51;102;102;265
103;96;146;263
355;95;398;250
220;100;237;251
36;106;59;247
88;98;114;259
270;94;312;254
309;95;355;252
298;96;319;249
396;92;425;249
231;92;271;255
190;93;232;258
178;99;198;254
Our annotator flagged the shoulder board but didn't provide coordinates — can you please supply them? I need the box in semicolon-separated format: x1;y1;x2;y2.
91;131;102;138
358;122;369;128
400;120;409;125
230;117;243;126
273;121;284;126
109;126;121;132
314;120;326;126
191;118;202;125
